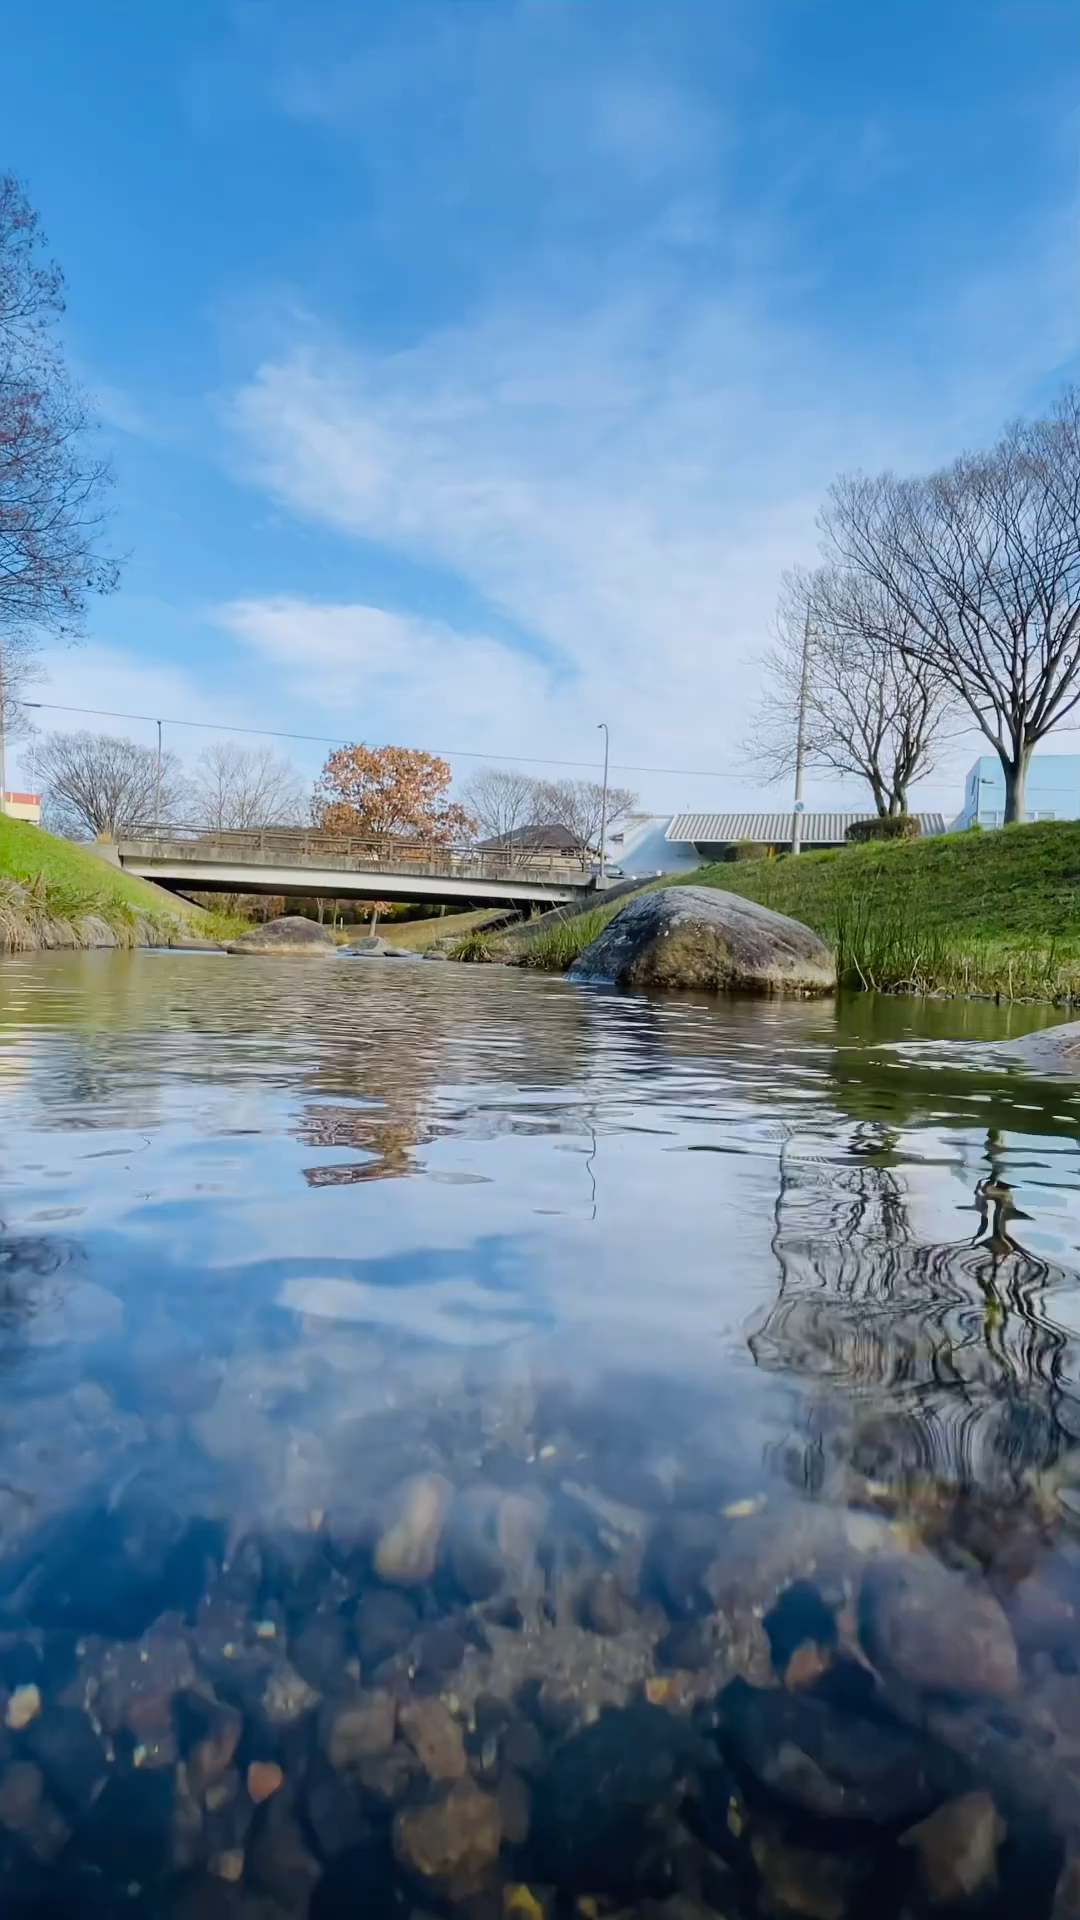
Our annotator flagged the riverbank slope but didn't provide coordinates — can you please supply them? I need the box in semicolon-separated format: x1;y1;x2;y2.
685;821;1080;997
0;817;214;950
465;822;1080;1001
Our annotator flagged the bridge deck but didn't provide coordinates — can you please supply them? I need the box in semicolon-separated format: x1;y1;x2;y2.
116;827;593;908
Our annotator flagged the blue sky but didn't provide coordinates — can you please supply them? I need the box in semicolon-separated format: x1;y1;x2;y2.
5;0;1079;814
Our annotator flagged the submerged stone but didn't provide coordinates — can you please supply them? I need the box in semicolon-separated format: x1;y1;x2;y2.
716;1676;966;1826
323;1691;397;1769
393;1779;502;1895
900;1790;1005;1905
374;1473;453;1587
529;1702;708;1890
354;1588;419;1668
860;1555;1020;1698
398;1696;467;1780
750;1820;867;1920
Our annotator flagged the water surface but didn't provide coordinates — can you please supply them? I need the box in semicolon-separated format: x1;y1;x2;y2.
0;953;1079;1914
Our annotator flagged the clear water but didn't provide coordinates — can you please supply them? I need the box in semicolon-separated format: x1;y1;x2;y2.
1;952;1079;1914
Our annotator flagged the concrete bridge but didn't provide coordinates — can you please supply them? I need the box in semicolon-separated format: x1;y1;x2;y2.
115;825;596;909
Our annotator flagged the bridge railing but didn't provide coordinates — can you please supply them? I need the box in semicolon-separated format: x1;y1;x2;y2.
118;824;592;885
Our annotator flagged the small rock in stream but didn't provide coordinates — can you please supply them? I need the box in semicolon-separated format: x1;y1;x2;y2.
900;1789;1006;1904
529;1702;708;1891
717;1676;968;1826
374;1473;453;1587
247;1760;284;1804
655;1621;712;1671
355;1588;419;1668
582;1573;632;1637
4;1684;41;1731
399;1696;468;1780
750;1821;867;1920
290;1609;352;1691
394;1779;502;1895
261;1659;322;1726
22;1705;108;1816
861;1555;1020;1698
323;1691;397;1768
185;1702;243;1796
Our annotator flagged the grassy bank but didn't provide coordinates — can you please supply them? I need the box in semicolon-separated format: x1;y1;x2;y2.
449;822;1080;1002
352;908;515;952
0;817;215;950
683;821;1080;999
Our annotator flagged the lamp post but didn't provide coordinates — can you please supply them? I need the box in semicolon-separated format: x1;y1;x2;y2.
153;718;163;836
597;722;610;883
790;602;812;856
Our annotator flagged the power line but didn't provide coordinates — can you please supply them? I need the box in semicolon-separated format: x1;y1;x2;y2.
20;697;1080;796
17;698;733;780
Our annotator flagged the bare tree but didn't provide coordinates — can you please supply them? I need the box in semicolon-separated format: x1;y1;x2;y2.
537;778;637;867
192;741;306;831
744;565;952;816
460;765;546;865
823;388;1080;822
37;731;188;841
0;177;118;718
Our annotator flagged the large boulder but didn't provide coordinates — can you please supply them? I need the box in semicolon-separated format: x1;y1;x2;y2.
569;886;835;995
227;915;335;955
999;1020;1080;1075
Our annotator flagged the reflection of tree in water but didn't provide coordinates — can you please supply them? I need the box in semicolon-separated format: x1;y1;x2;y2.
748;1122;1080;1487
296;979;601;1185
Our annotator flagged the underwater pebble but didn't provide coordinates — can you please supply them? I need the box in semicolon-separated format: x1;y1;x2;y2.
247;1761;284;1804
6;1685;41;1731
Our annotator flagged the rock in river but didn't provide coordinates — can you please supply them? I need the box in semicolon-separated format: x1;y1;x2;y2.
716;1677;967;1826
900;1790;1006;1905
399;1696;467;1780
394;1780;502;1895
374;1472;453;1586
860;1555;1019;1698
568;886;836;995
227;915;335;956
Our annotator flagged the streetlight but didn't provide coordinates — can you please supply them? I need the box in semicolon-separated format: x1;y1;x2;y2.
597;722;610;883
153;718;163;835
780;599;807;856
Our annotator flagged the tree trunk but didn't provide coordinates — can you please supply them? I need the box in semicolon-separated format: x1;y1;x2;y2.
1003;750;1030;824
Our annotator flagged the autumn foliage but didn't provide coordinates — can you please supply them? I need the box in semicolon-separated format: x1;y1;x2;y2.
314;743;474;845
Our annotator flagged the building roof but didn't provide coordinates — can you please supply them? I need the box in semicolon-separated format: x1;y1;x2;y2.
476;822;582;851
666;811;947;845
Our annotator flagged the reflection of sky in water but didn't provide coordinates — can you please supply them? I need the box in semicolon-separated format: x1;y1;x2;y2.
1;953;1080;1523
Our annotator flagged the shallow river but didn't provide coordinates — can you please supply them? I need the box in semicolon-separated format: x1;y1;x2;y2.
2;952;1080;1916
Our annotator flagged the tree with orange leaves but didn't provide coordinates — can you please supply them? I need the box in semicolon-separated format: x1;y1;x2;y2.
314;743;474;844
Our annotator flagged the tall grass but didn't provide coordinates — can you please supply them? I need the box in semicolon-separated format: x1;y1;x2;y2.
447;927;506;963
513;903;621;971
0;872;179;952
832;895;1080;1001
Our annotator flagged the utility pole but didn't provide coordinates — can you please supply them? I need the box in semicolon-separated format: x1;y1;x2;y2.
597;722;609;883
790;602;812;856
153;718;163;835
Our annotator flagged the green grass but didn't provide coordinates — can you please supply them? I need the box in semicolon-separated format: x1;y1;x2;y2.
0;817;210;948
679;821;1080;1000
373;908;511;951
511;902;623;971
452;822;1080;1002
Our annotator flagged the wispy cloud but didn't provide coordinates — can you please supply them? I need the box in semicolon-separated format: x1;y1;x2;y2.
213;1;1080;808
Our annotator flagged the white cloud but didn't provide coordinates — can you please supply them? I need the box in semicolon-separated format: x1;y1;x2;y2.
228;267;1075;812
216;597;568;764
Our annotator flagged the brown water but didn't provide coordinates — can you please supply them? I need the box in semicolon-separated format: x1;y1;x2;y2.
0;951;1079;1916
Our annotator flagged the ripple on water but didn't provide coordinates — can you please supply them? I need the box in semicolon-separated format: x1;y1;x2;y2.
0;956;1076;1909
